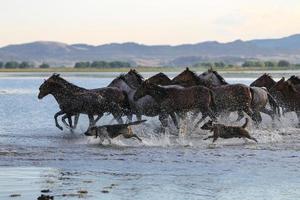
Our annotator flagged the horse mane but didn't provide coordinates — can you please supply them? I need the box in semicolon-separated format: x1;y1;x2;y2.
173;67;199;80
147;72;171;84
149;72;170;80
210;70;228;85
129;69;144;84
115;73;138;89
50;74;85;91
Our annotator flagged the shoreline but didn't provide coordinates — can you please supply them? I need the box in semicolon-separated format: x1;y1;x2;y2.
1;66;300;73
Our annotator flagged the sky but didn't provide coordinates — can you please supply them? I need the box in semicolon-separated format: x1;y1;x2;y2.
0;0;300;46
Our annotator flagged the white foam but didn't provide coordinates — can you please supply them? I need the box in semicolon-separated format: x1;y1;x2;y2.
0;88;36;95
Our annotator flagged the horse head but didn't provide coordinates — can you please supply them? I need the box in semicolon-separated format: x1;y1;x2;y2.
199;69;228;86
250;73;276;89
38;74;65;99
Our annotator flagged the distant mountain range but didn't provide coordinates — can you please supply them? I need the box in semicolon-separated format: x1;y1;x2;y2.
1;34;300;67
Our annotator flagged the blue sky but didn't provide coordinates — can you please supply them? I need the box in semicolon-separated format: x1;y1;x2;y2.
0;0;300;46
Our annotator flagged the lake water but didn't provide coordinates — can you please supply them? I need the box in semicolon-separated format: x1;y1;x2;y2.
0;71;299;200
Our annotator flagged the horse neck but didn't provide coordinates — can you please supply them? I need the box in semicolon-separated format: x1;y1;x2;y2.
49;87;73;106
145;85;167;103
266;78;276;89
56;78;86;92
110;79;134;94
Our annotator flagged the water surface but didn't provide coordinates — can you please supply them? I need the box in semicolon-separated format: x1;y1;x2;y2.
0;72;299;200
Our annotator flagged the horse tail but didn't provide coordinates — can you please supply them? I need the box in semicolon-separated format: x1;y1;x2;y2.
127;120;147;126
242;118;249;129
209;89;216;110
267;92;281;117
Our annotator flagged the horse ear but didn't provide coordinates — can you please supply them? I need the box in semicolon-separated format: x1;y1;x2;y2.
278;77;285;83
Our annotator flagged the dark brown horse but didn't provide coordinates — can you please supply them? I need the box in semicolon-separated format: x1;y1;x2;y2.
250;73;277;90
147;72;173;86
287;75;300;91
134;81;217;128
201;70;280;123
38;74;125;130
270;78;300;125
171;68;256;122
108;69;179;130
52;74;128;128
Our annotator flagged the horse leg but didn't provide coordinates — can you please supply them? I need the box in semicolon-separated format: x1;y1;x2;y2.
54;110;65;131
170;112;179;130
243;106;255;122
62;114;72;129
88;114;95;129
253;111;262;125
296;111;300;127
93;113;103;126
73;114;80;129
158;113;169;133
126;114;133;123
236;110;244;122
194;108;216;129
112;113;124;124
136;114;142;121
260;108;275;121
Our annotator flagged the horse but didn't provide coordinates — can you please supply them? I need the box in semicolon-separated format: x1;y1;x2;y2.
38;74;125;130
198;68;228;86
172;67;209;87
133;81;217;129
200;69;280;123
250;73;277;90
108;69;179;130
146;72;173;86
171;68;256;122
38;78;112;131
287;75;300;91
270;77;300;125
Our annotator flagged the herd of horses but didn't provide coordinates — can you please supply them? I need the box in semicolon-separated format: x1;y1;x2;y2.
38;68;300;135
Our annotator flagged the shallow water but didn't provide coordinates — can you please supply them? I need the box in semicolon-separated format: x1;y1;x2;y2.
0;71;299;200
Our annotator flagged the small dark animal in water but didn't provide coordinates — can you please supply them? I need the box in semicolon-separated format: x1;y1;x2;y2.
84;120;146;144
201;118;258;143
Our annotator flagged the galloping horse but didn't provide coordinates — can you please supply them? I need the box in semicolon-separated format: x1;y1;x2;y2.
108;69;179;130
287;75;300;91
171;68;256;122
38;78;108;130
270;78;300;125
38;74;125;130
134;81;217;128
201;70;280;123
250;73;277;90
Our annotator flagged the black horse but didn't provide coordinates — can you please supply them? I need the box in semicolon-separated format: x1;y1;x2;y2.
134;81;217;129
38;74;126;131
171;68;257;122
200;69;280;123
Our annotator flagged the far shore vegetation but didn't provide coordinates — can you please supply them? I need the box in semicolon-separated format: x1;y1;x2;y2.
0;60;300;73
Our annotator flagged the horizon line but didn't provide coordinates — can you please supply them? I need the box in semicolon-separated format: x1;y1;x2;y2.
1;33;299;48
